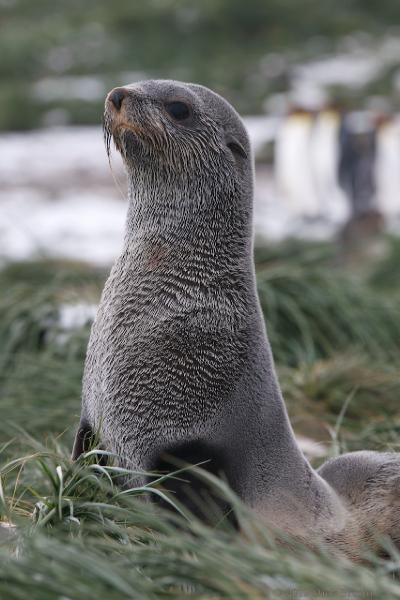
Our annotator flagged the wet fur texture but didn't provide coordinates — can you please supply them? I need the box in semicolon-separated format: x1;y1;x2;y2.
74;80;400;556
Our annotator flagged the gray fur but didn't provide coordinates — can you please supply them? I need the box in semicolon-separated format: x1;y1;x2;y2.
318;451;400;558
74;80;399;555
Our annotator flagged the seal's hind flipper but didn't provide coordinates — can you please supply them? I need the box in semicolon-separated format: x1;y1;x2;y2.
71;418;95;461
149;440;238;528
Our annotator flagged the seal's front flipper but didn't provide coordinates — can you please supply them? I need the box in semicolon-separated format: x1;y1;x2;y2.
71;418;95;461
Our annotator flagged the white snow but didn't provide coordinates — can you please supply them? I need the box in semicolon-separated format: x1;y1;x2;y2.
0;189;126;265
58;303;98;330
0;126;125;187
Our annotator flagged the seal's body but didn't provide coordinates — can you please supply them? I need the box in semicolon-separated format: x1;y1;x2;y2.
73;80;400;556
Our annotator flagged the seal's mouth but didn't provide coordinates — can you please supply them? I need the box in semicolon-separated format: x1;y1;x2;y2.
103;104;145;160
103;117;144;159
103;86;147;159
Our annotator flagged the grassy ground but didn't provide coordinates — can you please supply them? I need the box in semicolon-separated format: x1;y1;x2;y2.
0;237;400;598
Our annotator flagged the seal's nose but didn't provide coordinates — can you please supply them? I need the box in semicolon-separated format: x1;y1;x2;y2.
108;87;129;111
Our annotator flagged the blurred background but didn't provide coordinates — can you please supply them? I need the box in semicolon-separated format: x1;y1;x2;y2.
2;0;400;261
0;1;400;458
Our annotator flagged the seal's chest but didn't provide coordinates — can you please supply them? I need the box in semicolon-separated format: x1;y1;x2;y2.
86;306;243;419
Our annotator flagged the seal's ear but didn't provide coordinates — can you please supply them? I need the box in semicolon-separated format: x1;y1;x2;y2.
226;135;247;160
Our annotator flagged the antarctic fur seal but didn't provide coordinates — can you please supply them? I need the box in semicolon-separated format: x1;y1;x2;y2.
73;80;400;556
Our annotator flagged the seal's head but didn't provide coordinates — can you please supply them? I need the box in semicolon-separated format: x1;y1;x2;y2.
103;80;251;182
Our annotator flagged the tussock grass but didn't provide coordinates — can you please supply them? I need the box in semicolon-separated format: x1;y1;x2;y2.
280;355;400;424
0;239;400;597
1;443;400;599
258;263;400;365
369;235;400;291
0;261;100;449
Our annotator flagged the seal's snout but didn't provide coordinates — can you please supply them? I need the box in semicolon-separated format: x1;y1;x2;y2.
108;87;129;111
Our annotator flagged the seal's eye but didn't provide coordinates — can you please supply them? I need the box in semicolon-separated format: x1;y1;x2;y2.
165;101;191;121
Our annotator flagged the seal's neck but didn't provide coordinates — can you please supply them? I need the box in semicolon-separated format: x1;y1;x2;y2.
124;167;253;259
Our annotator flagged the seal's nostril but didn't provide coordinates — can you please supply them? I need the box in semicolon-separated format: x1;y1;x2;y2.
109;87;128;111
